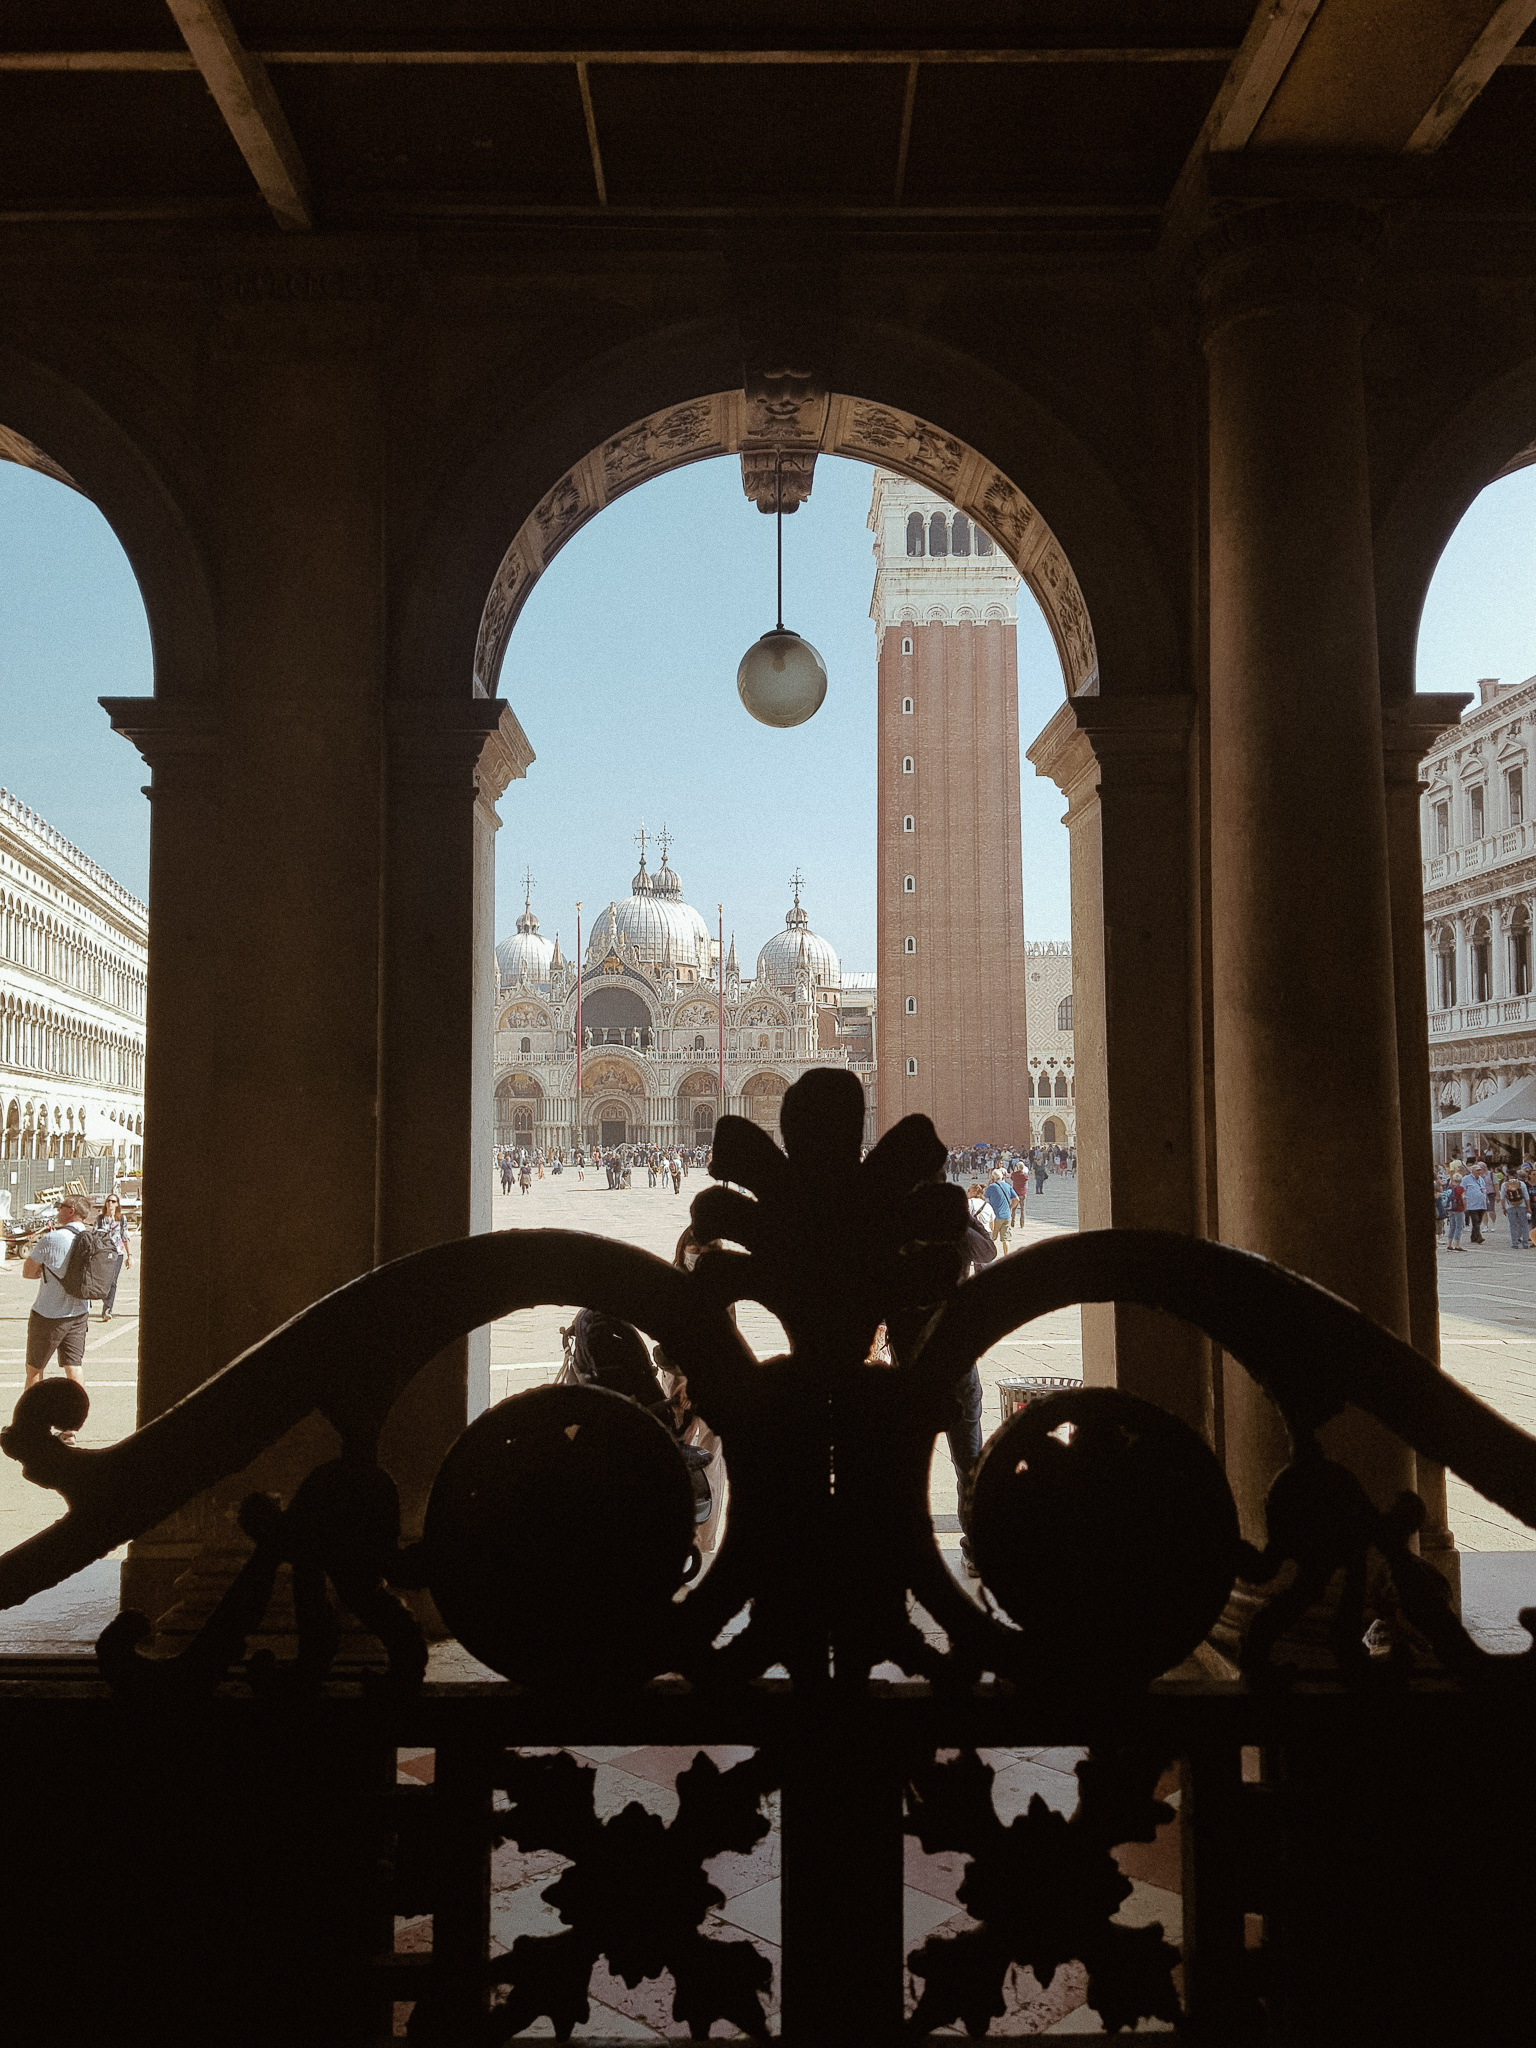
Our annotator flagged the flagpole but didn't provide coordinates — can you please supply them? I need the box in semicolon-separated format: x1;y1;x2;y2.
718;903;725;1143
574;902;583;1152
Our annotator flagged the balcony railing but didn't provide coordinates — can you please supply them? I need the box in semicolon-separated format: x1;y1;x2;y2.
1429;993;1536;1033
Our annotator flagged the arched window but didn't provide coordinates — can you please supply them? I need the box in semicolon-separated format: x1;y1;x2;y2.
1512;908;1532;998
1473;918;1493;1004
904;875;915;893
519;1035;531;1054
952;513;971;556
903;815;914;833
906;1057;918;1075
901;696;913;714
928;512;948;557
1435;929;1457;1009
694;1034;706;1051
905;512;924;557
901;638;913;656
904;936;915;954
904;996;916;1014
1056;996;1073;1032
1054;1072;1069;1102
976;528;994;556
902;756;914;774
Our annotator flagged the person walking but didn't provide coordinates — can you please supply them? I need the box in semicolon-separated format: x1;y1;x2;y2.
1445;1168;1467;1250
1506;1167;1531;1250
21;1193;95;1441
1033;1149;1049;1197
1463;1159;1489;1244
984;1171;1013;1252
96;1192;131;1321
1010;1160;1028;1228
518;1160;532;1195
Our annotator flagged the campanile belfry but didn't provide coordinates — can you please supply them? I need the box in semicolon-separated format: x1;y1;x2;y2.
868;472;1032;1148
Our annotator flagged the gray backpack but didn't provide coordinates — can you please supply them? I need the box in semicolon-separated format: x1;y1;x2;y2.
59;1222;120;1303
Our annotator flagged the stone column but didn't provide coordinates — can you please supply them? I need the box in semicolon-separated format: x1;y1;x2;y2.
107;301;394;1626
1201;207;1414;1536
98;696;225;1620
376;699;533;1530
1028;696;1208;1435
1383;697;1470;1595
1455;915;1472;1015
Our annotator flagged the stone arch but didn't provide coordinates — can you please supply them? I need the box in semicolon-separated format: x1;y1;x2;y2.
472;387;1099;700
395;316;1178;707
741;1070;790;1135
1375;345;1536;704
0;340;218;701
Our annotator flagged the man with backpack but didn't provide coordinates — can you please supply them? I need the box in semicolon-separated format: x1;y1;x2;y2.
21;1195;112;1433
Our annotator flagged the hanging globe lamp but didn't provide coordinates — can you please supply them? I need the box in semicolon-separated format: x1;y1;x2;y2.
737;452;828;728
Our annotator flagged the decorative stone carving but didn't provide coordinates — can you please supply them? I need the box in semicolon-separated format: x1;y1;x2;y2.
739;367;830;511
534;472;586;550
841;401;962;492
978;470;1034;552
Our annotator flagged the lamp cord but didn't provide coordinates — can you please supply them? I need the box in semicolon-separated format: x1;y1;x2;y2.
775;449;784;632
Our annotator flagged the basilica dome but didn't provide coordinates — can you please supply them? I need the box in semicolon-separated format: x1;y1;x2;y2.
587;852;711;971
757;883;840;990
496;903;555;983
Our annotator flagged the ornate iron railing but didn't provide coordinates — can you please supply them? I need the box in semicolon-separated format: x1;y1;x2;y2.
3;1068;1535;2044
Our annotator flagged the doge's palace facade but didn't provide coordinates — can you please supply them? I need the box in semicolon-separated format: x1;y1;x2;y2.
0;789;147;1169
1423;675;1536;1156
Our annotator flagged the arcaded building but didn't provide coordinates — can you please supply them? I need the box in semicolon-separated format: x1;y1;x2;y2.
0;787;146;1171
1024;940;1076;1150
869;472;1031;1148
1422;674;1536;1154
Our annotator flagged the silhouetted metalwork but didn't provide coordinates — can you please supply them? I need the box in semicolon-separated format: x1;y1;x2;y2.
5;1067;1536;2040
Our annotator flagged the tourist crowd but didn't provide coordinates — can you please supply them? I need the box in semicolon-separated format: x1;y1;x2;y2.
1436;1155;1536;1250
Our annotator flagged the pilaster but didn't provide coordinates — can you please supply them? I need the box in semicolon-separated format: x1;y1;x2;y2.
1382;694;1472;1591
376;697;533;1525
1028;694;1206;1434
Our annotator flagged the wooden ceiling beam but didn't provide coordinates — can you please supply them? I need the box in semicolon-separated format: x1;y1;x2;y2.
161;0;311;231
0;45;1241;72
1405;0;1536;149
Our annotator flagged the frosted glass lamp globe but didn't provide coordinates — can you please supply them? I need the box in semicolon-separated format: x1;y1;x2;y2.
737;628;828;729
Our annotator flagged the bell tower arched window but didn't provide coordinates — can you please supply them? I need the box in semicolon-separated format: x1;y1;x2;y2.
928;512;948;557
976;528;994;556
905;512;924;557
952;513;971;556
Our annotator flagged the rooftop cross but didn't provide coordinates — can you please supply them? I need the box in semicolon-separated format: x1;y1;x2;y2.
633;822;648;867
656;823;673;865
790;866;805;908
521;865;535;912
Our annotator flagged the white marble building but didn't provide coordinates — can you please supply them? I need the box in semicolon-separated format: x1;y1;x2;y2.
492;837;876;1153
1023;940;1076;1146
0;788;147;1169
1423;674;1536;1157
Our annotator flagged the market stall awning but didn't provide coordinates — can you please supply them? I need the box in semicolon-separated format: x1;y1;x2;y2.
1435;1072;1536;1135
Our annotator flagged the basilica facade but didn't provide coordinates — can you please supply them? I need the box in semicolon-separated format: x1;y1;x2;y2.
492;839;875;1154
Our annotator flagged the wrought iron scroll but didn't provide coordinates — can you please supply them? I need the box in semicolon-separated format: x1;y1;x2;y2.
5;1067;1536;1696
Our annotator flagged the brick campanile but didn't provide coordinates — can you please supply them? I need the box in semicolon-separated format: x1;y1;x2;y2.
869;472;1031;1149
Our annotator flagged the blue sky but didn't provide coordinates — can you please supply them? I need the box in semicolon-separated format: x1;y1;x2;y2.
2;454;1534;963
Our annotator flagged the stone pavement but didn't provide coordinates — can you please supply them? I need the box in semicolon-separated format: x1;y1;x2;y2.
389;1738;1172;2039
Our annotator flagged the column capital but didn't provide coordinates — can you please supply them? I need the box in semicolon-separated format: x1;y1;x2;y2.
1193;194;1386;342
1027;695;1194;813
1381;694;1473;785
385;696;534;806
99;696;222;772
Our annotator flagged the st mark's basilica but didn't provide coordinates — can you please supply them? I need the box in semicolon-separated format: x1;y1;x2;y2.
492;831;876;1155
